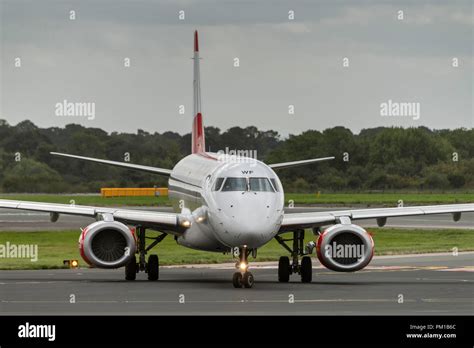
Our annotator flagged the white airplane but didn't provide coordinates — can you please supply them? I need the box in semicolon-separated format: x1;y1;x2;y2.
1;31;472;288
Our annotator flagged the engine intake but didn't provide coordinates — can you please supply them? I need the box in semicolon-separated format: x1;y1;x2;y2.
79;221;136;268
316;224;374;272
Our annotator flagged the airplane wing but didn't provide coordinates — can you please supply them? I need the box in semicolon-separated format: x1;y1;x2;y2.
0;199;189;234
279;204;474;232
269;156;335;169
50;152;172;176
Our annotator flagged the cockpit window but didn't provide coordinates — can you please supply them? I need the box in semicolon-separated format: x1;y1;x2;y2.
270;178;279;192
249;177;275;192
221;177;247;191
213;177;225;191
218;177;276;192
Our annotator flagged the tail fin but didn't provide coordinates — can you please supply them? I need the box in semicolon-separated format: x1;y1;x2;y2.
192;30;205;154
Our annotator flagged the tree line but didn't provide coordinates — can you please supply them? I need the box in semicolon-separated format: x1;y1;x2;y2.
0;119;472;193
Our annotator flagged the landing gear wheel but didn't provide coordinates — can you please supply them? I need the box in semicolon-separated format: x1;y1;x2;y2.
232;272;243;288
147;254;159;281
301;256;312;283
242;272;254;288
125;257;137;281
278;256;290;282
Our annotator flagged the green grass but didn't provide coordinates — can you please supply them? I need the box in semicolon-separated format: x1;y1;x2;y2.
0;194;171;207
0;228;472;270
285;192;474;205
0;192;472;207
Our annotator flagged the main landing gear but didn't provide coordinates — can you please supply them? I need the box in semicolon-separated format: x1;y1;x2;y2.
275;229;313;283
232;246;255;288
125;226;167;281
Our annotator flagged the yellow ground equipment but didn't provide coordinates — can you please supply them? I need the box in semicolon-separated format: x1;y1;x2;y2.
101;187;168;197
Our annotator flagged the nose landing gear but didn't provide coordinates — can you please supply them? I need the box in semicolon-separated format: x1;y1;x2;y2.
232;246;255;288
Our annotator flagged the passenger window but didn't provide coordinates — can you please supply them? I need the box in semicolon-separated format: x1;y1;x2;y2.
213;177;225;191
221;178;247;192
249;178;274;192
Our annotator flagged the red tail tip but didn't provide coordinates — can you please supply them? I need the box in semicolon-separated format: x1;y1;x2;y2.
194;30;199;52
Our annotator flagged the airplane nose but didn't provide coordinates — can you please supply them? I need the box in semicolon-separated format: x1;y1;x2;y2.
209;198;281;248
214;216;276;248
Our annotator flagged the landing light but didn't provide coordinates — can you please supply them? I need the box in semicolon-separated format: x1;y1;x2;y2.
239;262;248;271
181;220;191;228
63;259;79;269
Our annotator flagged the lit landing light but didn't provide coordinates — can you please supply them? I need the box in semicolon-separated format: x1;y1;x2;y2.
239;262;248;271
180;219;192;228
193;207;208;223
63;259;79;269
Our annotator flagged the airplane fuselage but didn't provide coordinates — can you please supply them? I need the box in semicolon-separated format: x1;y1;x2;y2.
168;153;285;252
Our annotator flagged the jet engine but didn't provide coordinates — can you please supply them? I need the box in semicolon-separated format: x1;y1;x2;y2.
316;224;374;272
78;221;136;268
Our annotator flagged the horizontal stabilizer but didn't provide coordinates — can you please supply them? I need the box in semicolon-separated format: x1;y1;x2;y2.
50;152;172;176
269;156;335;169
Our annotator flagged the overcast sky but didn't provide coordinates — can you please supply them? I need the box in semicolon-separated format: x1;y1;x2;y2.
1;0;472;136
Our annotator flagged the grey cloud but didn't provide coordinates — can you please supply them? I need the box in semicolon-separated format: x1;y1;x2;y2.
1;0;472;136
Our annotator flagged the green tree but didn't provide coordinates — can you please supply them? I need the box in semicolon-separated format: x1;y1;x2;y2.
2;158;65;193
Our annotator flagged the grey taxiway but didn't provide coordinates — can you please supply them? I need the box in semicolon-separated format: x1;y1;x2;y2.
0;205;472;315
0;253;472;315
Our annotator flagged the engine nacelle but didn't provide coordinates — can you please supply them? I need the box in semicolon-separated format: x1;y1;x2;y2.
316;224;374;272
78;221;136;268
